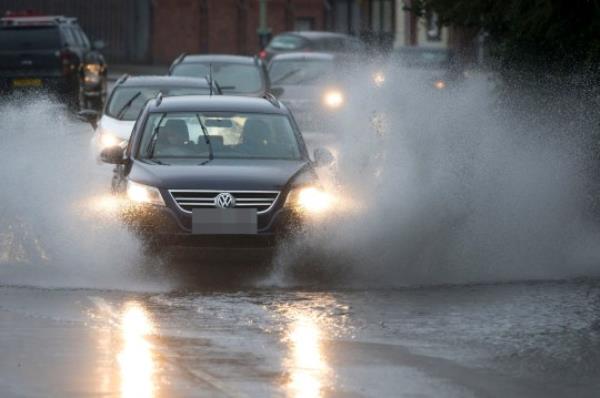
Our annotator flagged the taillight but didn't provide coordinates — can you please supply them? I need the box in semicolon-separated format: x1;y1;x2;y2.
59;50;76;74
258;50;267;59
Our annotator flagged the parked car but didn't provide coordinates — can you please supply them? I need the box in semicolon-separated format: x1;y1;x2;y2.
0;11;107;111
260;31;364;62
99;94;335;250
169;54;270;97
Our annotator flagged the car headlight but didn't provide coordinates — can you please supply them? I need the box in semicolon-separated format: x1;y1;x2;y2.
286;186;334;215
99;130;127;149
322;89;344;109
433;79;447;90
127;181;165;206
373;71;385;87
83;64;102;85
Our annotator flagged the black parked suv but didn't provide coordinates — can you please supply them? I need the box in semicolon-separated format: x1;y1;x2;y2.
100;94;335;250
0;12;107;110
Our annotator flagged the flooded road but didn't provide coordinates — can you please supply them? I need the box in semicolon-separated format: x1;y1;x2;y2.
2;279;600;397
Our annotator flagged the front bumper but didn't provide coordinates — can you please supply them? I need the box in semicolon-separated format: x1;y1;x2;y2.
121;202;301;248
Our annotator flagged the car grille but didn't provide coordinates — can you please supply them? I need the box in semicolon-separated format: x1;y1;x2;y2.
169;190;280;214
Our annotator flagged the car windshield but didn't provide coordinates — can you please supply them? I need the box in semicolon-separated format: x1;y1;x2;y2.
170;63;263;94
269;59;335;85
138;112;302;162
395;49;451;69
0;27;61;50
106;86;211;120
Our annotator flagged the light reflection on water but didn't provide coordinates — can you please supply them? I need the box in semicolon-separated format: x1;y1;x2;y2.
118;302;156;398
284;310;331;398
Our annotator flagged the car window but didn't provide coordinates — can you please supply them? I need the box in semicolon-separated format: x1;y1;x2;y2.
395;49;450;69
171;63;264;94
107;86;211;121
0;27;61;50
267;34;306;51
72;26;90;49
61;27;78;47
138;112;301;161
269;59;335;85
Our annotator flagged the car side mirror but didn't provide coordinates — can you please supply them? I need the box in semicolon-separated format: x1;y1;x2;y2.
270;86;284;98
92;40;105;50
77;109;99;129
100;146;127;165
313;147;335;167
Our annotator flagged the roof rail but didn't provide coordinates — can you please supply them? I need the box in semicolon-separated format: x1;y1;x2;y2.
263;92;280;108
155;92;163;106
115;74;129;85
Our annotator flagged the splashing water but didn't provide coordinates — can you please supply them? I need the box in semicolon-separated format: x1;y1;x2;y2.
0;96;166;291
272;66;600;287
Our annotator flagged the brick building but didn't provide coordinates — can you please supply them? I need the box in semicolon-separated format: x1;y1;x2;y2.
152;0;327;64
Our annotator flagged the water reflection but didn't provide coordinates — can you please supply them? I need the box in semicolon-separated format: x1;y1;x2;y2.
284;312;330;398
118;302;156;398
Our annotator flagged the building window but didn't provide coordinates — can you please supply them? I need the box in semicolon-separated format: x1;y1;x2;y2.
295;17;315;31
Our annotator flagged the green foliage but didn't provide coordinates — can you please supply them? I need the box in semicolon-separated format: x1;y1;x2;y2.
408;0;600;71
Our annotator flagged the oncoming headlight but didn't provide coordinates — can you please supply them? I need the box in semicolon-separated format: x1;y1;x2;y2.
373;71;385;87
99;130;126;149
127;181;165;206
433;79;447;90
322;89;344;109
286;186;334;215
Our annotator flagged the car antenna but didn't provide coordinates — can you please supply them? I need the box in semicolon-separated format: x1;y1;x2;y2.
155;92;163;106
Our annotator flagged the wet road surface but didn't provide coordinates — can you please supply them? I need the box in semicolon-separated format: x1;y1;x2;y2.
2;279;600;397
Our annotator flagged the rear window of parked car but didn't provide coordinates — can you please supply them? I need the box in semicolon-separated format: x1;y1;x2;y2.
0;27;61;50
267;35;306;51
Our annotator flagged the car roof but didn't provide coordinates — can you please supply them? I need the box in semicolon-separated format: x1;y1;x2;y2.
147;95;288;115
119;75;212;88
270;52;336;62
179;54;257;65
281;31;355;40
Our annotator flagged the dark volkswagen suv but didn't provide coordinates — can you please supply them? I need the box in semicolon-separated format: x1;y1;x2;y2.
100;94;334;248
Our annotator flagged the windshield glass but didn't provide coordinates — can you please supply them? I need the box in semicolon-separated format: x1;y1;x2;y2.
107;86;210;120
395;49;451;69
170;63;263;94
0;27;61;50
138;112;301;161
269;59;335;85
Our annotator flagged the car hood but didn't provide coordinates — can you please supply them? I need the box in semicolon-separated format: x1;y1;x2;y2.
98;115;136;141
278;85;322;103
130;158;312;191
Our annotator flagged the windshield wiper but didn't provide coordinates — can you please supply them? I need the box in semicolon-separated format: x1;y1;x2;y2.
272;69;301;85
116;91;142;120
146;113;167;159
196;114;214;165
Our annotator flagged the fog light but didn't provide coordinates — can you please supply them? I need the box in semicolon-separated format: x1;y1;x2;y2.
373;72;385;87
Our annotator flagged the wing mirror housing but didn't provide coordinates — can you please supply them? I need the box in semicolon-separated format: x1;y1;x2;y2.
100;146;127;165
92;40;106;50
313;147;335;167
77;109;99;129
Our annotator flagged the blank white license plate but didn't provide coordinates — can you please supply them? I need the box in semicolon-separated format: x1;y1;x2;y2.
192;208;257;235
